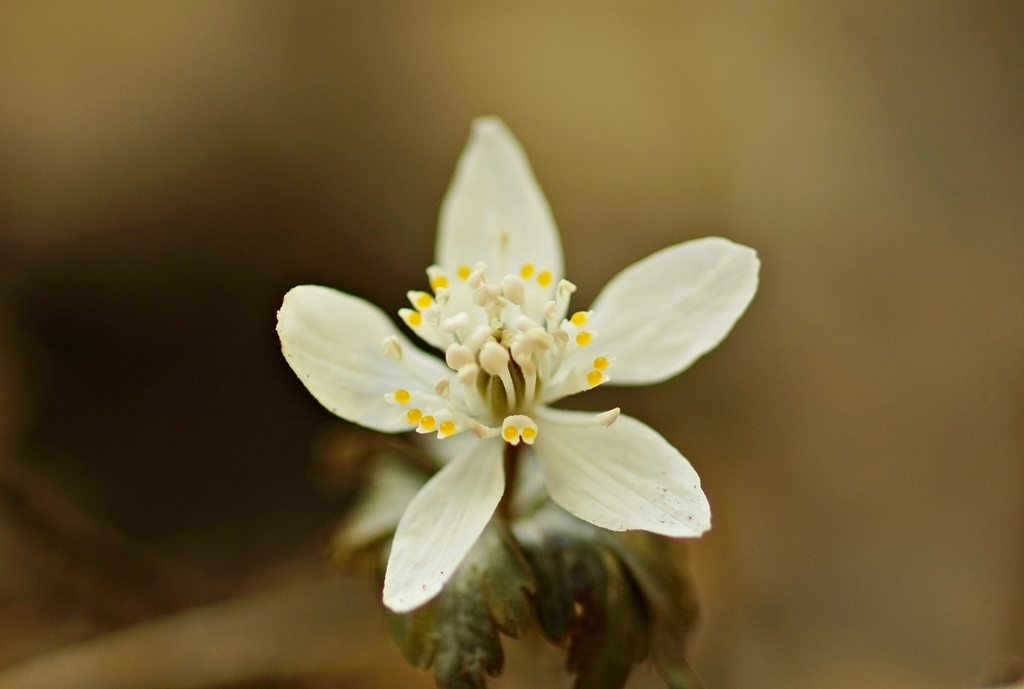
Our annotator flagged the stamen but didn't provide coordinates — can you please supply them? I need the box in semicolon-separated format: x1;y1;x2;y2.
520;263;534;279
468;419;500;439
526;327;552;349
472;287;490;307
406;409;422;424
423;305;441;327
427;265;449;291
517;355;538;406
457;265;472;281
501;415;538;445
419;415;436;431
593;356;609;370
479;342;510;376
434;287;450;307
400;309;423;327
394;389;411;404
439;420;456;436
434;377;451;399
381;336;402;360
575;331;591;346
464;325;491;352
570;311;588;326
415;293;433;309
480;341;517;408
441;311;470;334
547;279;577;329
537;270;552;287
593;408;620;427
456;363;479;385
540;362;605;402
467;263;488;290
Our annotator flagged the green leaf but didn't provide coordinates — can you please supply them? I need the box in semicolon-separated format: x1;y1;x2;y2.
384;523;534;689
513;505;650;689
603;531;703;689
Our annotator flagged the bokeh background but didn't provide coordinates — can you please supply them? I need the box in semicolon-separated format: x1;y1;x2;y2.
0;2;1022;688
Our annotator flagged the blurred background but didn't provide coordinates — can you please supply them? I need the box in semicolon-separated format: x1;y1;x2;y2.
0;2;1022;688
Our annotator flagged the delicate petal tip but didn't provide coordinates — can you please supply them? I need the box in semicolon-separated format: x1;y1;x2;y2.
382;438;504;612
437;117;564;288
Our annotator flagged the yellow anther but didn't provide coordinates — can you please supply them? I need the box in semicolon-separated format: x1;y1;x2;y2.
520;263;535;279
537;270;552;287
415;293;433;309
431;275;448;290
394;389;411;404
586;370;604;386
439;420;455;436
575;331;591;346
406;408;423;424
406;311;423;326
571;311;587;326
420;415;436;431
457;265;472;280
593;356;608;370
503;425;519;441
522;427;537;441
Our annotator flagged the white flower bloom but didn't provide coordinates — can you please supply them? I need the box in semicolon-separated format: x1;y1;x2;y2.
277;117;759;613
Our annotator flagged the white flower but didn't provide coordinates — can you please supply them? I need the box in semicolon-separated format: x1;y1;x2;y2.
277;117;759;613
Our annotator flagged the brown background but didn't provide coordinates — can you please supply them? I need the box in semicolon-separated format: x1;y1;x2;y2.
0;3;1022;688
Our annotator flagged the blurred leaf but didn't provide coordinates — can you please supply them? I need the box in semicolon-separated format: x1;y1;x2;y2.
329;454;427;562
604;532;703;689
385;523;534;689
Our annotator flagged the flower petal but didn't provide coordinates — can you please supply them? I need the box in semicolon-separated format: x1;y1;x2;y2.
332;458;426;556
532;408;710;537
570;237;759;386
383;437;504;612
277;285;452;432
437;117;563;286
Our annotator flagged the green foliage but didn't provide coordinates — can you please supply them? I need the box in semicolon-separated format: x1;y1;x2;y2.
384;524;535;689
381;504;703;689
349;446;705;689
514;504;703;689
606;531;703;689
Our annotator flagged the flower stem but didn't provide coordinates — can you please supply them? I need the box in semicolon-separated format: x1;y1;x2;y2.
496;442;520;521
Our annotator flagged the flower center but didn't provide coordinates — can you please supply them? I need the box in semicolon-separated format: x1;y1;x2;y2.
384;260;614;444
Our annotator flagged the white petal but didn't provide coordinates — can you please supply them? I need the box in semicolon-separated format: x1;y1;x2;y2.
332;459;426;556
382;437;504;612
568;237;759;386
532;408;710;537
277;285;451;432
437;117;563;285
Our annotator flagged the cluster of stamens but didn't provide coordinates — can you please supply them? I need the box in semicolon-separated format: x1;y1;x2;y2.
382;260;616;445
